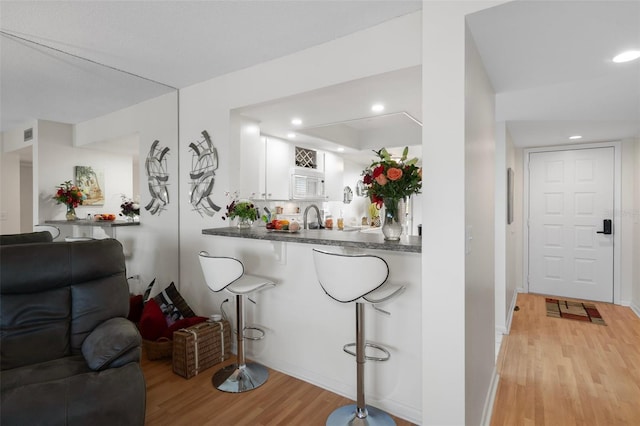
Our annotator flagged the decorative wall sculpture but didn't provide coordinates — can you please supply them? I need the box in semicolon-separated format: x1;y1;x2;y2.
188;130;220;216
145;139;170;215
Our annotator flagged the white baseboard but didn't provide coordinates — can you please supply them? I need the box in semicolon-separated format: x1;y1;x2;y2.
481;367;500;426
495;331;503;363
504;288;521;334
630;302;640;319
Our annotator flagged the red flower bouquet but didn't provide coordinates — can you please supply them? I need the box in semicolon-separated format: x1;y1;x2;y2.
53;181;84;208
361;147;422;207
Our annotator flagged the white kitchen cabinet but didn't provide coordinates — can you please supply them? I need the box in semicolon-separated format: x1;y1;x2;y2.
239;121;265;199
264;136;292;200
323;151;344;201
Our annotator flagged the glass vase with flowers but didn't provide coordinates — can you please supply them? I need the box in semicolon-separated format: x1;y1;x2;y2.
361;147;422;240
119;195;140;222
222;192;258;229
53;181;85;221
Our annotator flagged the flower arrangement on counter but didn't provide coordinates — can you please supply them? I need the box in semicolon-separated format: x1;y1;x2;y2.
361;147;422;240
119;195;140;218
361;147;422;206
53;180;85;208
222;192;258;227
53;180;86;221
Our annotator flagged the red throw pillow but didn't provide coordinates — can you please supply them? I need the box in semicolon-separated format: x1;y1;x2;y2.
161;316;208;340
139;299;168;341
128;295;144;323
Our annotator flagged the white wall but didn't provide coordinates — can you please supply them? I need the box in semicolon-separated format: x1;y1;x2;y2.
495;123;522;346
20;160;33;232
422;2;504;424
1;120;36;235
620;138;636;305
506;134;523;319
36;120;133;223
0;151;21;234
633;138;640;315
464;25;497;426
179;12;422;422
74;92;178;294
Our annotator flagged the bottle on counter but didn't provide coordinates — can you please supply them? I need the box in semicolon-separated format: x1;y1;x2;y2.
325;215;333;230
337;211;344;230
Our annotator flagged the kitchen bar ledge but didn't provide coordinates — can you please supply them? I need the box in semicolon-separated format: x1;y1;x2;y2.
202;226;421;253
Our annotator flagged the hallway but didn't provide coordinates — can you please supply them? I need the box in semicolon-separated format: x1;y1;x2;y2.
491;293;640;425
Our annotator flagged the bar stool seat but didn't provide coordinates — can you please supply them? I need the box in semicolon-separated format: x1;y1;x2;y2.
33;225;61;241
199;252;275;393
312;248;405;426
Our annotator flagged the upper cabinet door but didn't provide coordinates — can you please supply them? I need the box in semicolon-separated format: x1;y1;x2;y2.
264;137;292;200
324;151;344;201
239;128;265;200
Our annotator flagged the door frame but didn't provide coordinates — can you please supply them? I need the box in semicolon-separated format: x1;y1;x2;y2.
523;141;622;304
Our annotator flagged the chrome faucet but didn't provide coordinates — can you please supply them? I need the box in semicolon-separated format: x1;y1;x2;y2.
303;204;322;229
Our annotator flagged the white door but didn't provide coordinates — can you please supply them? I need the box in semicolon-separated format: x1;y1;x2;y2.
528;147;614;302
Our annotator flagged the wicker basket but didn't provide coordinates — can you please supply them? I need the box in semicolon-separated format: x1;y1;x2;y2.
172;321;231;379
143;337;173;360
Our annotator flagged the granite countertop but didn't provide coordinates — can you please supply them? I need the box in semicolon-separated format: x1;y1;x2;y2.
45;219;140;228
202;226;421;253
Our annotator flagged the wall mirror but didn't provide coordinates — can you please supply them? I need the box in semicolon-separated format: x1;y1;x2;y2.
1;29;179;291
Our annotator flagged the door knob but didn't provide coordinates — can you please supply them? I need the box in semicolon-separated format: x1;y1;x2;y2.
596;219;612;235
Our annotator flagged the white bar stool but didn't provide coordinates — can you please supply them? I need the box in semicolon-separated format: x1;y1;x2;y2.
312;248;405;426
33;225;61;241
198;251;276;393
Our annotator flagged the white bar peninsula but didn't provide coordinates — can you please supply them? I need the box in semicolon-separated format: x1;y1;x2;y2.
201;226;422;423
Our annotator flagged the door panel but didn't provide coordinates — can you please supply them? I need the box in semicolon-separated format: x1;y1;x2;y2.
529;147;614;302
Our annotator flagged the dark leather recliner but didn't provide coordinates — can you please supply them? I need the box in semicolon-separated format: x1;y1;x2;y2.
0;238;146;426
0;230;53;245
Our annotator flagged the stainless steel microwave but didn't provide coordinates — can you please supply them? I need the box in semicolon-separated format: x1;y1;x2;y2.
291;169;325;199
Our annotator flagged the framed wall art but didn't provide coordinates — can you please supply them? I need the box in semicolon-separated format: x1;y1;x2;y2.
75;166;105;206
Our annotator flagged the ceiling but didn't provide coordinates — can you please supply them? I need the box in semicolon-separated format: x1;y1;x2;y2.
0;0;421;133
1;1;639;154
467;0;640;147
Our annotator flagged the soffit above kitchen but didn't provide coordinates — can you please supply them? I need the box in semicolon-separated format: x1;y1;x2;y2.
235;66;422;164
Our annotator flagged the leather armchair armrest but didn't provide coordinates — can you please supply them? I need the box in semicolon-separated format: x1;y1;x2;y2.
82;317;142;371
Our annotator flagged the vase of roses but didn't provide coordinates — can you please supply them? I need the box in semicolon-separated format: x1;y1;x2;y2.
362;147;422;241
53;181;85;221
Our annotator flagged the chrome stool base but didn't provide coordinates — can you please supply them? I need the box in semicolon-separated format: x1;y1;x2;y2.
212;362;269;393
326;404;396;426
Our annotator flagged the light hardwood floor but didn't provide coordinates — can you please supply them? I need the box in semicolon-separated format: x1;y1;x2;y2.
142;293;640;425
491;293;640;426
142;356;414;425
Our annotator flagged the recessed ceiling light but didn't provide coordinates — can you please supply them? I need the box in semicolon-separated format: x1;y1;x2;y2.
291;118;302;126
371;103;385;112
287;132;296;139
337;147;345;152
612;50;640;63
569;135;583;140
